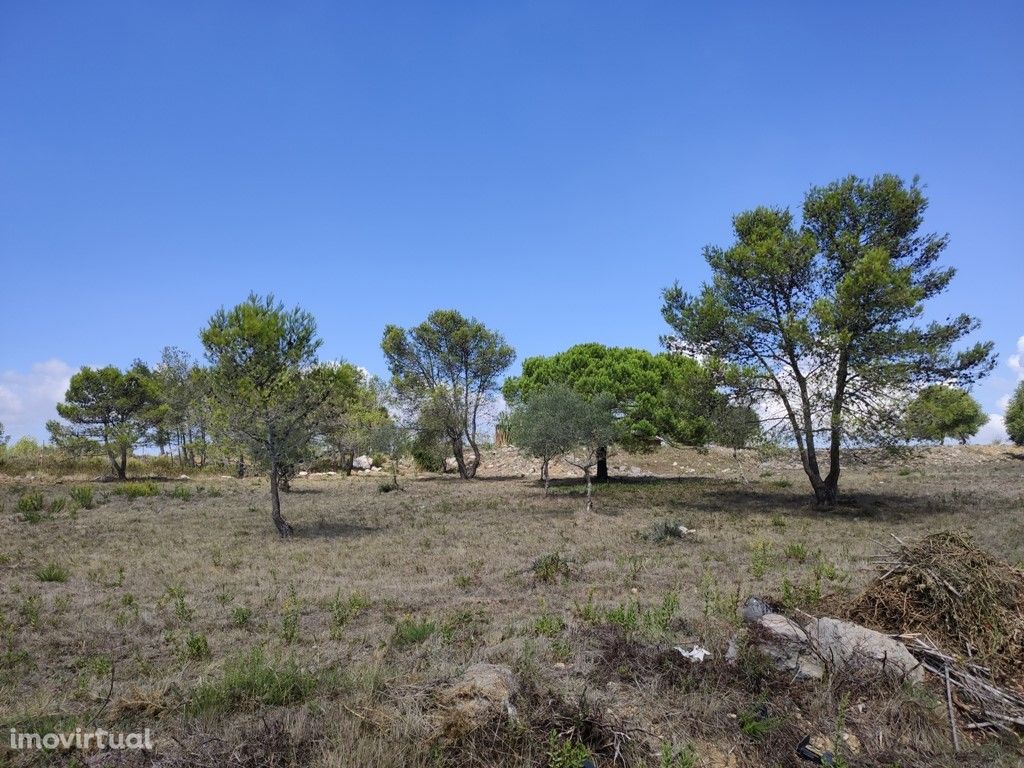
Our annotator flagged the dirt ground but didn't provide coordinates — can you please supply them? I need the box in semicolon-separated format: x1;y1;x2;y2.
1;444;1022;767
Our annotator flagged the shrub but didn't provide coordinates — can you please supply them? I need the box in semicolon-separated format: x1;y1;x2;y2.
169;485;192;502
231;606;253;628
182;632;211;661
533;611;565;638
546;732;591;768
329;591;369;639
531;551;573;584
17;492;44;514
36;563;69;583
48;498;66;516
645;518;689;543
392;616;436;647
188;648;317;714
112;482;159;499
69;486;94;509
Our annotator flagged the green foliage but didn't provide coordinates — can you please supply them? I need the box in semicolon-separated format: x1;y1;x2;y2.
531;551;573;584
382;309;515;479
202;294;326;535
392;615;436;647
329;590;369;639
182;631;211;661
546;731;591;768
48;363;165;480
503;343;716;451
35;563;69;583
644;518;689;543
904;385;987;444
316;362;391;467
659;743;698;768
231;606;253;628
1005;381;1024;446
168;485;192;501
112;481;158;499
188;648;317;714
711;402;762;452
281;587;301;644
750;539;773;578
17;492;44;513
663;174;995;505
69;486;94;509
533;606;565;637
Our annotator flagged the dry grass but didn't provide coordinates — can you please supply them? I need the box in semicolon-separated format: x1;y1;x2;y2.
1;444;1023;766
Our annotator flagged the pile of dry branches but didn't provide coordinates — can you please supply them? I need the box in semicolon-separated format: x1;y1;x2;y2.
848;530;1024;684
848;530;1024;737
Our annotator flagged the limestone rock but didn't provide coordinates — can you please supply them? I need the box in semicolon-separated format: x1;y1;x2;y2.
806;617;924;683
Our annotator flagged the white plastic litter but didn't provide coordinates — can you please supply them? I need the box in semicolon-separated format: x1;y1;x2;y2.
675;644;712;663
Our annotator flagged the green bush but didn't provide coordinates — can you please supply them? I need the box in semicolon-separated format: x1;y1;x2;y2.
69;486;94;509
188;648;317;714
17;492;44;514
531;551;573;584
112;482;159;499
36;563;69;583
48;498;66;516
182;632;211;661
392;616;436;647
231;606;253;628
168;485;192;502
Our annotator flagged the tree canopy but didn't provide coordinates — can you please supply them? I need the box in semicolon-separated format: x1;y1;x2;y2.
662;174;995;505
904;385;987;445
47;363;165;480
1005;381;1024;446
202;294;326;536
382;309;515;479
502;343;716;478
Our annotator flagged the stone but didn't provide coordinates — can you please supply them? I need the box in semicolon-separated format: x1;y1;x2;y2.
754;613;825;679
437;663;518;737
740;596;771;623
806;617;924;683
352;455;373;470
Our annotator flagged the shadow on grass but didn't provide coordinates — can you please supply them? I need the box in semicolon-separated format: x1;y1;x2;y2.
293;519;379;539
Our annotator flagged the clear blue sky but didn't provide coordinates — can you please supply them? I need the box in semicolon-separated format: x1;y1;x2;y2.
1;2;1022;441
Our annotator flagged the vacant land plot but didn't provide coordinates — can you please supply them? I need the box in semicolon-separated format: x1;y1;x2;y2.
1;445;1022;767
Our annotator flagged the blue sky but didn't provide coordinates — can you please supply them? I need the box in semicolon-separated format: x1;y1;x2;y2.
1;2;1022;441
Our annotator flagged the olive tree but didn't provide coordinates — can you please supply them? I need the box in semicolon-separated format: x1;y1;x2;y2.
557;391;619;512
382;309;515;479
663;174;995;506
47;364;165;480
507;384;585;492
202;294;327;537
903;385;987;445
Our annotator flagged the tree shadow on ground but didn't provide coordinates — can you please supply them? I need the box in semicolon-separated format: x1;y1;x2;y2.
293;519;379;539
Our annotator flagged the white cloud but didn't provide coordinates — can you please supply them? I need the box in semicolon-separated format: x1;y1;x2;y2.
1010;335;1024;381
0;359;73;441
974;414;1008;445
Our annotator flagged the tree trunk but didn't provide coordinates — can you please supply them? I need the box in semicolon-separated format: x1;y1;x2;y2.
584;468;594;512
541;457;550;495
344;451;355;476
236;453;246;478
814;477;839;507
116;446;128;481
595;446;608;481
269;463;293;537
391;456;400;489
452;439;477;479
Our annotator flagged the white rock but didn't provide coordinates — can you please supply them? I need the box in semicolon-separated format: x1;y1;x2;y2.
352;455;374;470
806;617;924;683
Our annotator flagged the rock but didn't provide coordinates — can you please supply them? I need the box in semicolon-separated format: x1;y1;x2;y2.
806;617;924;683
754;613;825;679
740;596;772;623
437;663;518;737
297;470;309;477
352;455;373;470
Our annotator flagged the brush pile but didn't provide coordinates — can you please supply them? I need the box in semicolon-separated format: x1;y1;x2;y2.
848;530;1024;734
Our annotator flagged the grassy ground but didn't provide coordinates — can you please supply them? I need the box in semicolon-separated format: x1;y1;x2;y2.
1;445;1022;767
